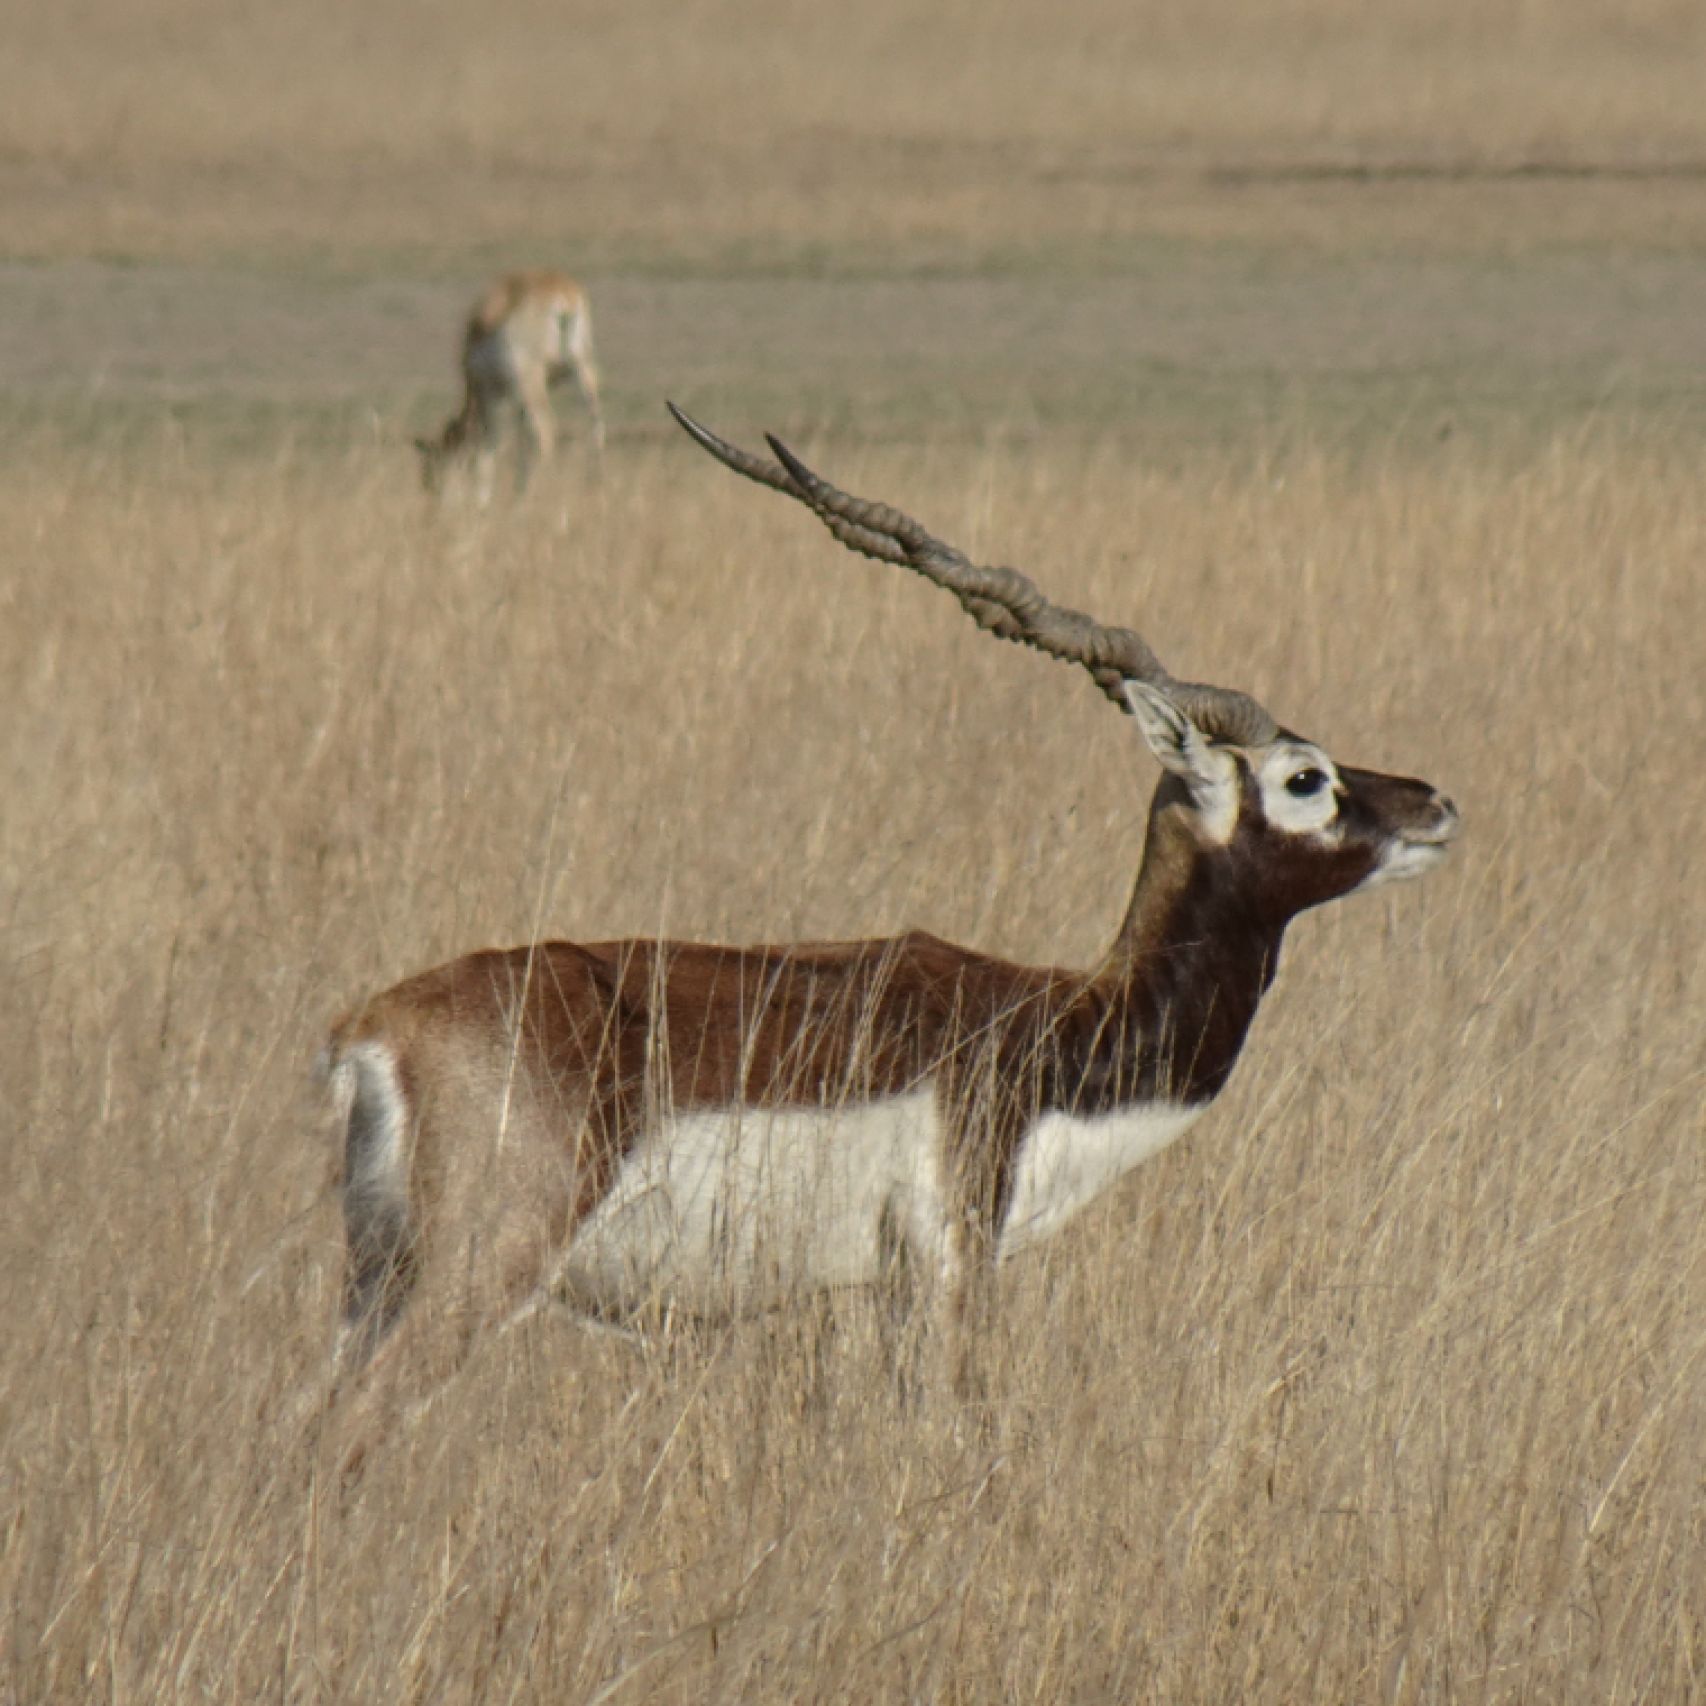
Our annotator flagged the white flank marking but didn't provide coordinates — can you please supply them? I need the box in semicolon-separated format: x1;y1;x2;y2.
563;1088;948;1315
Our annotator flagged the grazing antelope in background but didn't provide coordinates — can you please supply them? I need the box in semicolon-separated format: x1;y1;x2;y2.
323;403;1458;1437
415;270;604;503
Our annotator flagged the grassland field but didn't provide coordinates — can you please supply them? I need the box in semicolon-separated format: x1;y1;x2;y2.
5;1;1706;1700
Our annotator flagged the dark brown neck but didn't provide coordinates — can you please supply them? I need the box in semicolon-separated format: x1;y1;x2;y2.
1085;789;1289;1106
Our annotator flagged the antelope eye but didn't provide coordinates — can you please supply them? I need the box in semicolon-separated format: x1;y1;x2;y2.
1286;767;1330;798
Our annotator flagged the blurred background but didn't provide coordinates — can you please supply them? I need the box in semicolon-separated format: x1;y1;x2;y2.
6;0;1706;450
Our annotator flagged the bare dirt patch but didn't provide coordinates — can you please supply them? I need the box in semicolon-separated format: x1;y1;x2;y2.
7;242;1706;454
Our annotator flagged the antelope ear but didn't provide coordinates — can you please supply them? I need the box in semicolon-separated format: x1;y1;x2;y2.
1121;679;1235;792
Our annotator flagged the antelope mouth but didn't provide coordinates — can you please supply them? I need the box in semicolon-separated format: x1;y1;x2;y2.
1362;794;1459;889
1411;795;1461;849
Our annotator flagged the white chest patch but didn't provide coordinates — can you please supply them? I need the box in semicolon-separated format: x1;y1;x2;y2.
998;1101;1203;1257
563;1088;947;1317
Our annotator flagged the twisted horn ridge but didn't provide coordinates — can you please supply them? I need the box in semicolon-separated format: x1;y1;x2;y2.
666;402;1277;744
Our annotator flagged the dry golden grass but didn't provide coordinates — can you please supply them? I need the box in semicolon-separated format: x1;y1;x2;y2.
8;0;1706;262
3;419;1703;1700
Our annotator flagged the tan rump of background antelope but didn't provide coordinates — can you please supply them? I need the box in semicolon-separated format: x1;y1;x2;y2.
415;268;604;502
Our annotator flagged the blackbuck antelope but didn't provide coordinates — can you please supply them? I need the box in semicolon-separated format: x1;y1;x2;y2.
323;405;1458;1430
415;270;604;503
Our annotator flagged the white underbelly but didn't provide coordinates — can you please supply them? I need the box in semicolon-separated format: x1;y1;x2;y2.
558;1089;1206;1316
562;1088;946;1316
998;1101;1203;1257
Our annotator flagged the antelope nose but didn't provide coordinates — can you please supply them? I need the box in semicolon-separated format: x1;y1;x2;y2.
1431;793;1461;840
